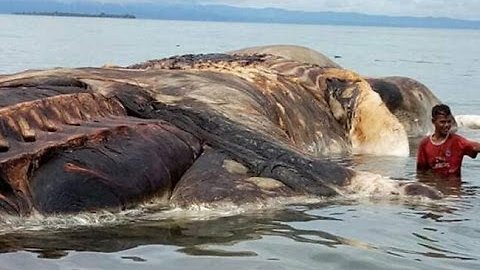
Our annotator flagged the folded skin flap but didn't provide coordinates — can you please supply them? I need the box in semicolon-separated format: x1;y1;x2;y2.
30;122;202;214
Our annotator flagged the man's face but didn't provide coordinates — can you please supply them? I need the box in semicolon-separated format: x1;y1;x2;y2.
432;114;452;136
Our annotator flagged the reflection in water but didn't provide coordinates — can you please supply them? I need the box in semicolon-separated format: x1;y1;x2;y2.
0;198;476;264
121;256;147;262
347;155;411;179
387;245;475;261
416;171;463;196
0;202;384;260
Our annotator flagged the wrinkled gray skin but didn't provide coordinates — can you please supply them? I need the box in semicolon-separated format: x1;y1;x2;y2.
228;44;342;68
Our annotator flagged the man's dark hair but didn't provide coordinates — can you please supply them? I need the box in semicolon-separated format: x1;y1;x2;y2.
432;104;452;118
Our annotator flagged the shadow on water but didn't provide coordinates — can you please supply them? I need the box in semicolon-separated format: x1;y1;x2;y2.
0;202;369;259
0;197;477;265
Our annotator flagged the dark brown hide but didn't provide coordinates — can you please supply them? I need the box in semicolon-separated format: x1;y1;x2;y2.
0;86;201;214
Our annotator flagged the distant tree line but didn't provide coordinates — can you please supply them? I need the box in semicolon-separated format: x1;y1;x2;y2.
13;11;135;19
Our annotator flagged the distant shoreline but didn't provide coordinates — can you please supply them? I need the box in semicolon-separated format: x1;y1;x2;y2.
12;11;136;19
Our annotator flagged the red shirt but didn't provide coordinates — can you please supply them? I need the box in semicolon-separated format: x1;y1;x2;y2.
417;133;478;176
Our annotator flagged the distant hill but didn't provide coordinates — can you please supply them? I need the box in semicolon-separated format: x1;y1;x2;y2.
13;11;135;19
1;0;479;29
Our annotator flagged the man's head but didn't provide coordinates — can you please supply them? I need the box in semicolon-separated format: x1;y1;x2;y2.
431;104;453;136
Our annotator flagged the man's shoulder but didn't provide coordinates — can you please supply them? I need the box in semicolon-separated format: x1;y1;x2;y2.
449;133;468;142
419;136;430;145
450;133;465;138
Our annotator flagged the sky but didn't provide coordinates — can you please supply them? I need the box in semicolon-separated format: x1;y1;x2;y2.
22;0;480;20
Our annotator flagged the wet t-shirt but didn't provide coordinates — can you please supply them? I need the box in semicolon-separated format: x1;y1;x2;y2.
417;133;477;176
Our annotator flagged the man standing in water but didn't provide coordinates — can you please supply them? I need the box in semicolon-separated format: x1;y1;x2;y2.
417;104;480;177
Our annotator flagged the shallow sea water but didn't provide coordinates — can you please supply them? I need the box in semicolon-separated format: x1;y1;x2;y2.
0;14;479;270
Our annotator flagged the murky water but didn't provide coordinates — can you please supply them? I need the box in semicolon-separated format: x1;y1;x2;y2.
0;14;479;270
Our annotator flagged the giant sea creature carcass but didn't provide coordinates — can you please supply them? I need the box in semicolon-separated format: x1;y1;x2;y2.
0;45;442;216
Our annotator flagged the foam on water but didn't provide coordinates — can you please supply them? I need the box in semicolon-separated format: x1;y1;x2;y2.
455;114;480;129
0;195;325;234
163;196;325;221
0;170;445;234
0;172;445;234
340;171;442;201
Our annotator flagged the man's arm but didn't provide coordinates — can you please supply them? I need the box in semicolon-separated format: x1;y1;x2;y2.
461;137;480;158
471;141;480;153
